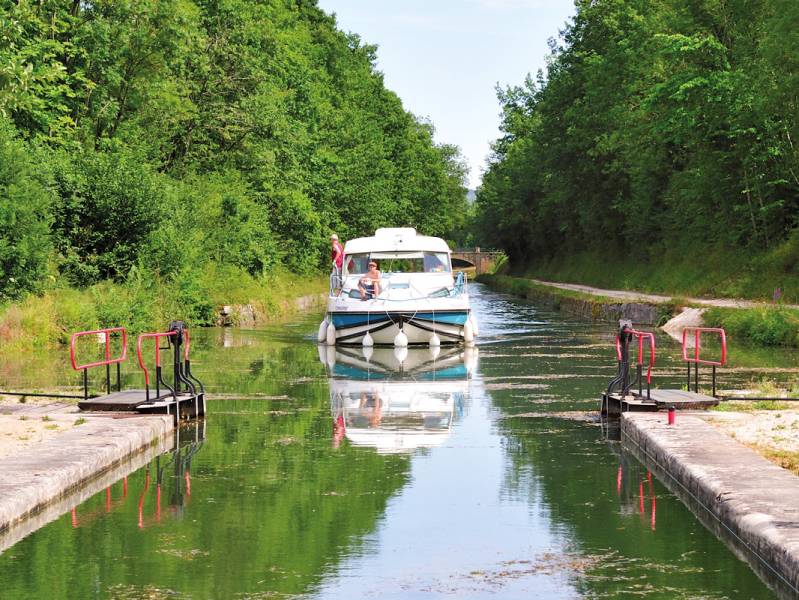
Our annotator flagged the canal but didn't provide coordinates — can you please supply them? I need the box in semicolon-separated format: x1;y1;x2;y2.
0;284;787;598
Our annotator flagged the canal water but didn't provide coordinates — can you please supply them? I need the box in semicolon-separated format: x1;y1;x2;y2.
0;284;787;598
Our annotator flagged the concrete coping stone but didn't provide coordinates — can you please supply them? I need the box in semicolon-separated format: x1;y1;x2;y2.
0;413;172;534
621;412;799;596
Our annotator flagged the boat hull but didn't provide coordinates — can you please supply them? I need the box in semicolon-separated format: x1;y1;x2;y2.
328;310;469;345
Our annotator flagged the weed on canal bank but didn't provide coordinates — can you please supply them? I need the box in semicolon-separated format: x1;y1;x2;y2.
0;267;326;351
704;306;799;347
518;242;799;304
482;272;799;349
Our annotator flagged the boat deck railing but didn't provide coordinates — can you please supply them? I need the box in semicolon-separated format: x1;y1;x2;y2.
330;271;468;302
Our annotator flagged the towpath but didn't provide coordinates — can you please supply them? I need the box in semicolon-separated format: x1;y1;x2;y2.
530;278;799;309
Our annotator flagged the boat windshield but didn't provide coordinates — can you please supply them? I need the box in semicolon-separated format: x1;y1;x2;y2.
345;252;451;275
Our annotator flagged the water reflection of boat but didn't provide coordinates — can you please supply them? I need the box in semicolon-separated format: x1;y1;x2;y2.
327;347;474;454
318;344;478;379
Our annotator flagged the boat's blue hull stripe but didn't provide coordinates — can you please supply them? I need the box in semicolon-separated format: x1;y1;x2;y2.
413;312;468;325
330;311;468;329
330;313;392;328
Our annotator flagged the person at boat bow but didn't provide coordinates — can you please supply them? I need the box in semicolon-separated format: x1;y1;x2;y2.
330;233;344;293
358;260;381;300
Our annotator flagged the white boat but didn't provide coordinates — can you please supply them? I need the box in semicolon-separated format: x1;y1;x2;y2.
319;228;477;346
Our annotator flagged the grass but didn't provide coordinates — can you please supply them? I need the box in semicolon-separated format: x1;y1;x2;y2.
757;448;799;476
73;417;86;426
712;400;793;412
704;306;799;347
0;266;327;352
494;239;799;348
520;235;799;303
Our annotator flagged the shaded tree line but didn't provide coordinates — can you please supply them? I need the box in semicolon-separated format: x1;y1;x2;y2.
0;0;467;304
477;0;799;270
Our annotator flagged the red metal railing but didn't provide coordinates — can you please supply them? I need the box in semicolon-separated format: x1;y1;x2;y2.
136;331;177;388
184;328;191;361
616;328;656;384
70;327;127;371
68;327;127;398
682;327;726;397
682;327;727;366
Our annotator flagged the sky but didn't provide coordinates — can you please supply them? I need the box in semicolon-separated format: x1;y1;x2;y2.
315;0;577;189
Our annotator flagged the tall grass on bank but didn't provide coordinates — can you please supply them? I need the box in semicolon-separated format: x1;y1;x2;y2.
704;306;799;348
523;234;799;303
482;273;799;349
0;266;326;352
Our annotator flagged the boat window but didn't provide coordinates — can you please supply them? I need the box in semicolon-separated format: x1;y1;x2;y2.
344;253;370;275
423;252;451;273
344;252;451;274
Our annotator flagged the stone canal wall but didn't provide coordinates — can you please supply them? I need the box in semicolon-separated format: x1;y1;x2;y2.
217;292;327;326
478;274;662;325
621;413;799;597
0;413;172;535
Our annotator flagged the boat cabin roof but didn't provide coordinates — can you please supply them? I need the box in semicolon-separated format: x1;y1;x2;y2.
343;228;450;255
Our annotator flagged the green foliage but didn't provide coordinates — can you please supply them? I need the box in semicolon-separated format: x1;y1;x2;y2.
48;147;165;285
0;0;467;339
477;0;799;289
704;306;799;347
0;119;52;299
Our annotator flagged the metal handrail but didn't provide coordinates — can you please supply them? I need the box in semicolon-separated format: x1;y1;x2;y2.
682;327;726;396
615;328;656;385
70;327;127;370
137;331;177;402
682;327;727;366
69;327;127;398
136;332;176;386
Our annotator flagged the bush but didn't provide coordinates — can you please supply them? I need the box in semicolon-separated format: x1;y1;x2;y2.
704;306;799;347
0;120;53;299
48;147;165;286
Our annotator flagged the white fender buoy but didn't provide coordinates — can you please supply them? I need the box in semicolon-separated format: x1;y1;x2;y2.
394;330;408;347
429;332;441;347
362;331;374;347
470;315;479;337
362;345;374;361
326;322;336;346
318;318;328;343
429;344;441;360
325;345;337;368
393;345;408;364
463;320;474;344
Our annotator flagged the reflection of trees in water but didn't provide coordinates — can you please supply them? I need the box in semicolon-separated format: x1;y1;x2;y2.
490;412;771;596
0;328;413;599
